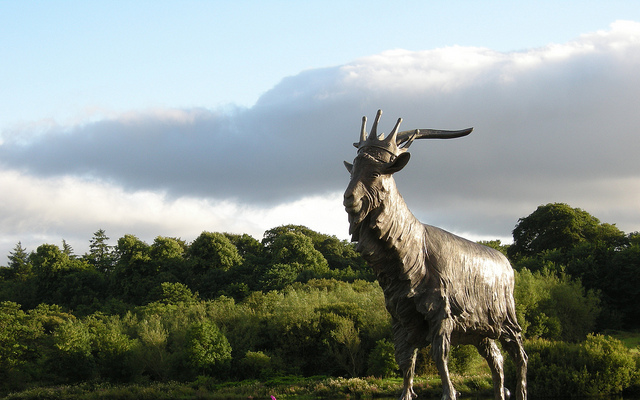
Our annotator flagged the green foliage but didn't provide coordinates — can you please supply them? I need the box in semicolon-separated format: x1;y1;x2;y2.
149;282;199;305
260;262;300;291
85;229;115;273
509;203;607;259
508;202;637;330
593;241;640;328
185;320;232;377
239;350;273;378
265;231;329;282
514;268;600;341
188;231;243;272
1;215;639;396
262;224;370;280
325;314;363;377
522;334;637;397
6;242;32;281
85;313;138;382
476;239;508;256
367;338;398;378
449;345;481;375
150;236;185;261
51;318;96;381
132;313;171;380
0;301;43;389
111;235;155;305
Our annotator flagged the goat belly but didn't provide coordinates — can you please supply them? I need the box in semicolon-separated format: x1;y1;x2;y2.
387;293;431;346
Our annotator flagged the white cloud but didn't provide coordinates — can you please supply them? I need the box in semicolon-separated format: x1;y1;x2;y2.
0;169;349;259
2;21;640;260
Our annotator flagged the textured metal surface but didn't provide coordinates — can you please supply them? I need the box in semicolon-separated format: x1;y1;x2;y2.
344;111;527;400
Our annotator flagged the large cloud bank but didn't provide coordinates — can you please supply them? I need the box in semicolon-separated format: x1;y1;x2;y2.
1;21;639;257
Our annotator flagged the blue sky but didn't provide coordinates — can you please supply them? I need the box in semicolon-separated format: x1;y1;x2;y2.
4;1;638;125
1;1;640;258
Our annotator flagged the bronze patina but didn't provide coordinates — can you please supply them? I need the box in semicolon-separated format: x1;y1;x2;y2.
344;110;527;400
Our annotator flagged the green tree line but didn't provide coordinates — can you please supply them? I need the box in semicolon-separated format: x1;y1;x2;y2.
1;203;639;396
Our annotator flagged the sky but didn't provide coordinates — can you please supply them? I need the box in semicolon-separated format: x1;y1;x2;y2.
1;1;640;260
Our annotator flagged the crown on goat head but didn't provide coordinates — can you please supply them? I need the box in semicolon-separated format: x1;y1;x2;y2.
354;110;417;157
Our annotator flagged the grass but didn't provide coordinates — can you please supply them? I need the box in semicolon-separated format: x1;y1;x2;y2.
607;330;640;355
1;374;494;400
17;332;640;400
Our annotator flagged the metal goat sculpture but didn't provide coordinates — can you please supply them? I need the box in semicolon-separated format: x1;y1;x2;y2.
343;110;527;400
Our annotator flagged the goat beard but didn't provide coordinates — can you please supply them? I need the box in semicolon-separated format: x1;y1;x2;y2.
347;207;379;243
348;212;364;242
347;193;386;243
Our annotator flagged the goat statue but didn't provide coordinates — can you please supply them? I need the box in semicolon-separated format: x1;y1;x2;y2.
343;110;527;400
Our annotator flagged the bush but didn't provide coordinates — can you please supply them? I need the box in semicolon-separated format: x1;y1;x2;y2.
240;350;273;378
185;320;232;377
449;345;480;375
367;339;398;378
514;268;600;342
50;319;96;382
519;334;637;397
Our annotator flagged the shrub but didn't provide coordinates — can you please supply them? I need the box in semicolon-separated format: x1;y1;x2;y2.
185;320;232;377
514;268;600;342
239;350;273;378
367;339;398;378
449;344;481;375
517;334;637;397
86;314;139;382
50;319;96;382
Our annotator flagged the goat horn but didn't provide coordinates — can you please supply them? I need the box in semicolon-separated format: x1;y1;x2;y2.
396;127;473;148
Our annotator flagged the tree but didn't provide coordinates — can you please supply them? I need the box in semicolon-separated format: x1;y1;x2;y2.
188;232;242;272
30;244;69;277
111;235;155;305
150;282;199;305
84;313;138;382
265;231;329;279
477;239;509;256
185;320;232;376
514;269;600;341
260;263;300;291
62;239;75;258
326;315;362;377
150;236;185;261
134;314;171;380
115;234;151;265
0;301;42;389
367;338;398;378
509;203;603;260
27;243;104;311
263;225;363;267
7;242;32;281
51;318;96;381
224;233;263;260
597;242;640;328
86;229;115;273
149;236;188;282
240;350;273;378
262;225;323;249
509;203;637;329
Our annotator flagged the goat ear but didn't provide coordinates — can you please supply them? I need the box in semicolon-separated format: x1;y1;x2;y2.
384;152;410;174
344;161;353;173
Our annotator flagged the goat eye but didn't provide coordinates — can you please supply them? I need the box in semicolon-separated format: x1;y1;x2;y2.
372;172;380;179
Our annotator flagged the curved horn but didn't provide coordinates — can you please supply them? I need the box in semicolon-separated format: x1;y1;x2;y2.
396;127;473;148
